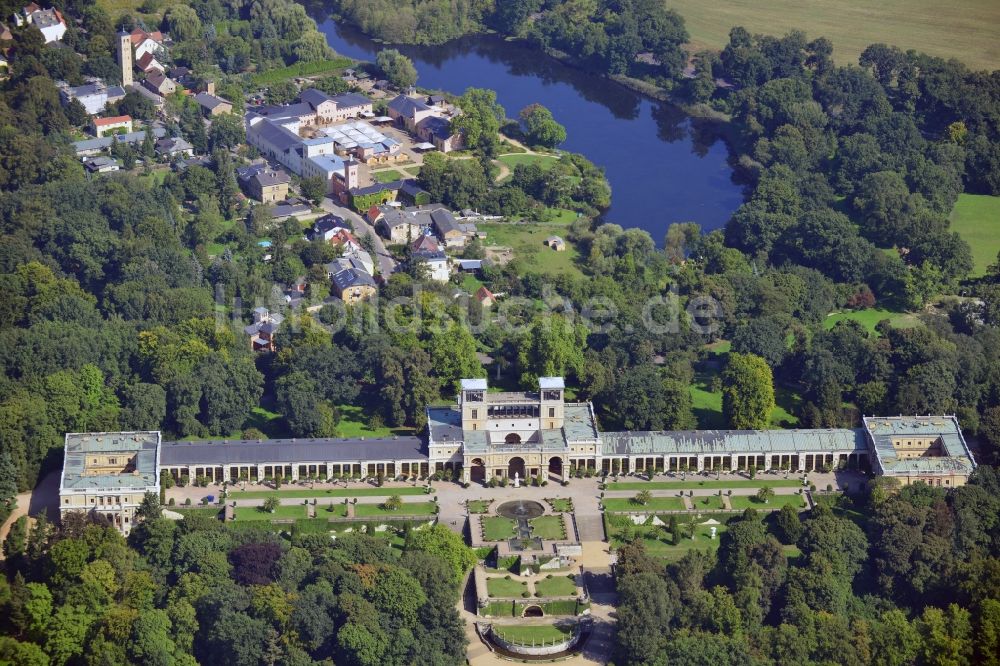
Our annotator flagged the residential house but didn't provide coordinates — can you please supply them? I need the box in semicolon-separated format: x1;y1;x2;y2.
270;201;312;222
341;245;375;276
194;92;233;116
83;156;120;173
544;235;566;251
136;52;164;74
143;70;176;96
236;163;290;203
307;214;348;243
244;307;284;352
374;206;427;244
168;66;193;86
155;136;194;158
129;27;164;61
475;286;496;308
410;236;450;282
72;126;166;157
16;3;65;43
427;205;465;248
331;266;377;304
91;115;133;137
415;115;463;153
387;94;437;131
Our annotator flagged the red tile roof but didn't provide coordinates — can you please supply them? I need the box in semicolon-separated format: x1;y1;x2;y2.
92;115;132;126
129;28;163;46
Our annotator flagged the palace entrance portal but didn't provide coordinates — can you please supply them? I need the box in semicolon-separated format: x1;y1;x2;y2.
470;458;485;483
548;456;563;479
507;457;525;479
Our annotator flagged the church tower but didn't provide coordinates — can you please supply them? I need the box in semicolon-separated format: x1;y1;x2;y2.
117;29;133;87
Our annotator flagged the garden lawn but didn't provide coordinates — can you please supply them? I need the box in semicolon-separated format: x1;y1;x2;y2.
606;479;801;491
691;495;725;510
372;169;405;183
354;501;436;517
486;577;528;598
468;500;492;514
231;487;426;499
534;575;577;597
824;308;921;335
482;516;517;541
603;497;685;512
729;494;806;510
493;624;573;645
498;153;560;170
529;515;566;540
233;505;307;521
478;223;583;278
546;498;574;512
315;504;349;518
949;193;1000;277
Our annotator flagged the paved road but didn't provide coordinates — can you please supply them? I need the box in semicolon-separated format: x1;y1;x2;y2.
319;198;397;276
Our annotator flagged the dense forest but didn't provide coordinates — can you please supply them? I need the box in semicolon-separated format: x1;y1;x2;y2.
1;505;474;665
615;471;1000;665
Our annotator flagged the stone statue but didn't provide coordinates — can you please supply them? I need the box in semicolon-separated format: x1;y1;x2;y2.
513;472;520;488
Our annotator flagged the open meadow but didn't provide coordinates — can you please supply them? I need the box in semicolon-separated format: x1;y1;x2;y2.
670;0;1000;70
950;194;1000;277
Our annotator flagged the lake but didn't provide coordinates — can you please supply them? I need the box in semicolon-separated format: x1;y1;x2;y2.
314;18;744;240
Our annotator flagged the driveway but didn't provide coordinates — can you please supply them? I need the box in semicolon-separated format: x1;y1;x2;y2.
319;198;397;276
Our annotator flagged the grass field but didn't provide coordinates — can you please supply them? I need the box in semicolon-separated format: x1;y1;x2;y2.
230;487;426;500
97;0;183;18
468;500;492;514
354;501;436;517
729;494;805;510
372;169;405;183
487;577;528;598
478;223;582;277
492;624;573;645
950;194;1000;277
498;153;560;171
334;404;413;438
606;479;802;491
546;498;574;512
603;497;685;512
482;516;517;541
534;574;577;597
670;0;1000;71
529;515;566;540
691;495;725;510
233;505;306;521
824;308;920;335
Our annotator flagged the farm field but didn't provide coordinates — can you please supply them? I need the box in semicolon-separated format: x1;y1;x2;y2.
950;194;1000;277
670;0;1000;70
